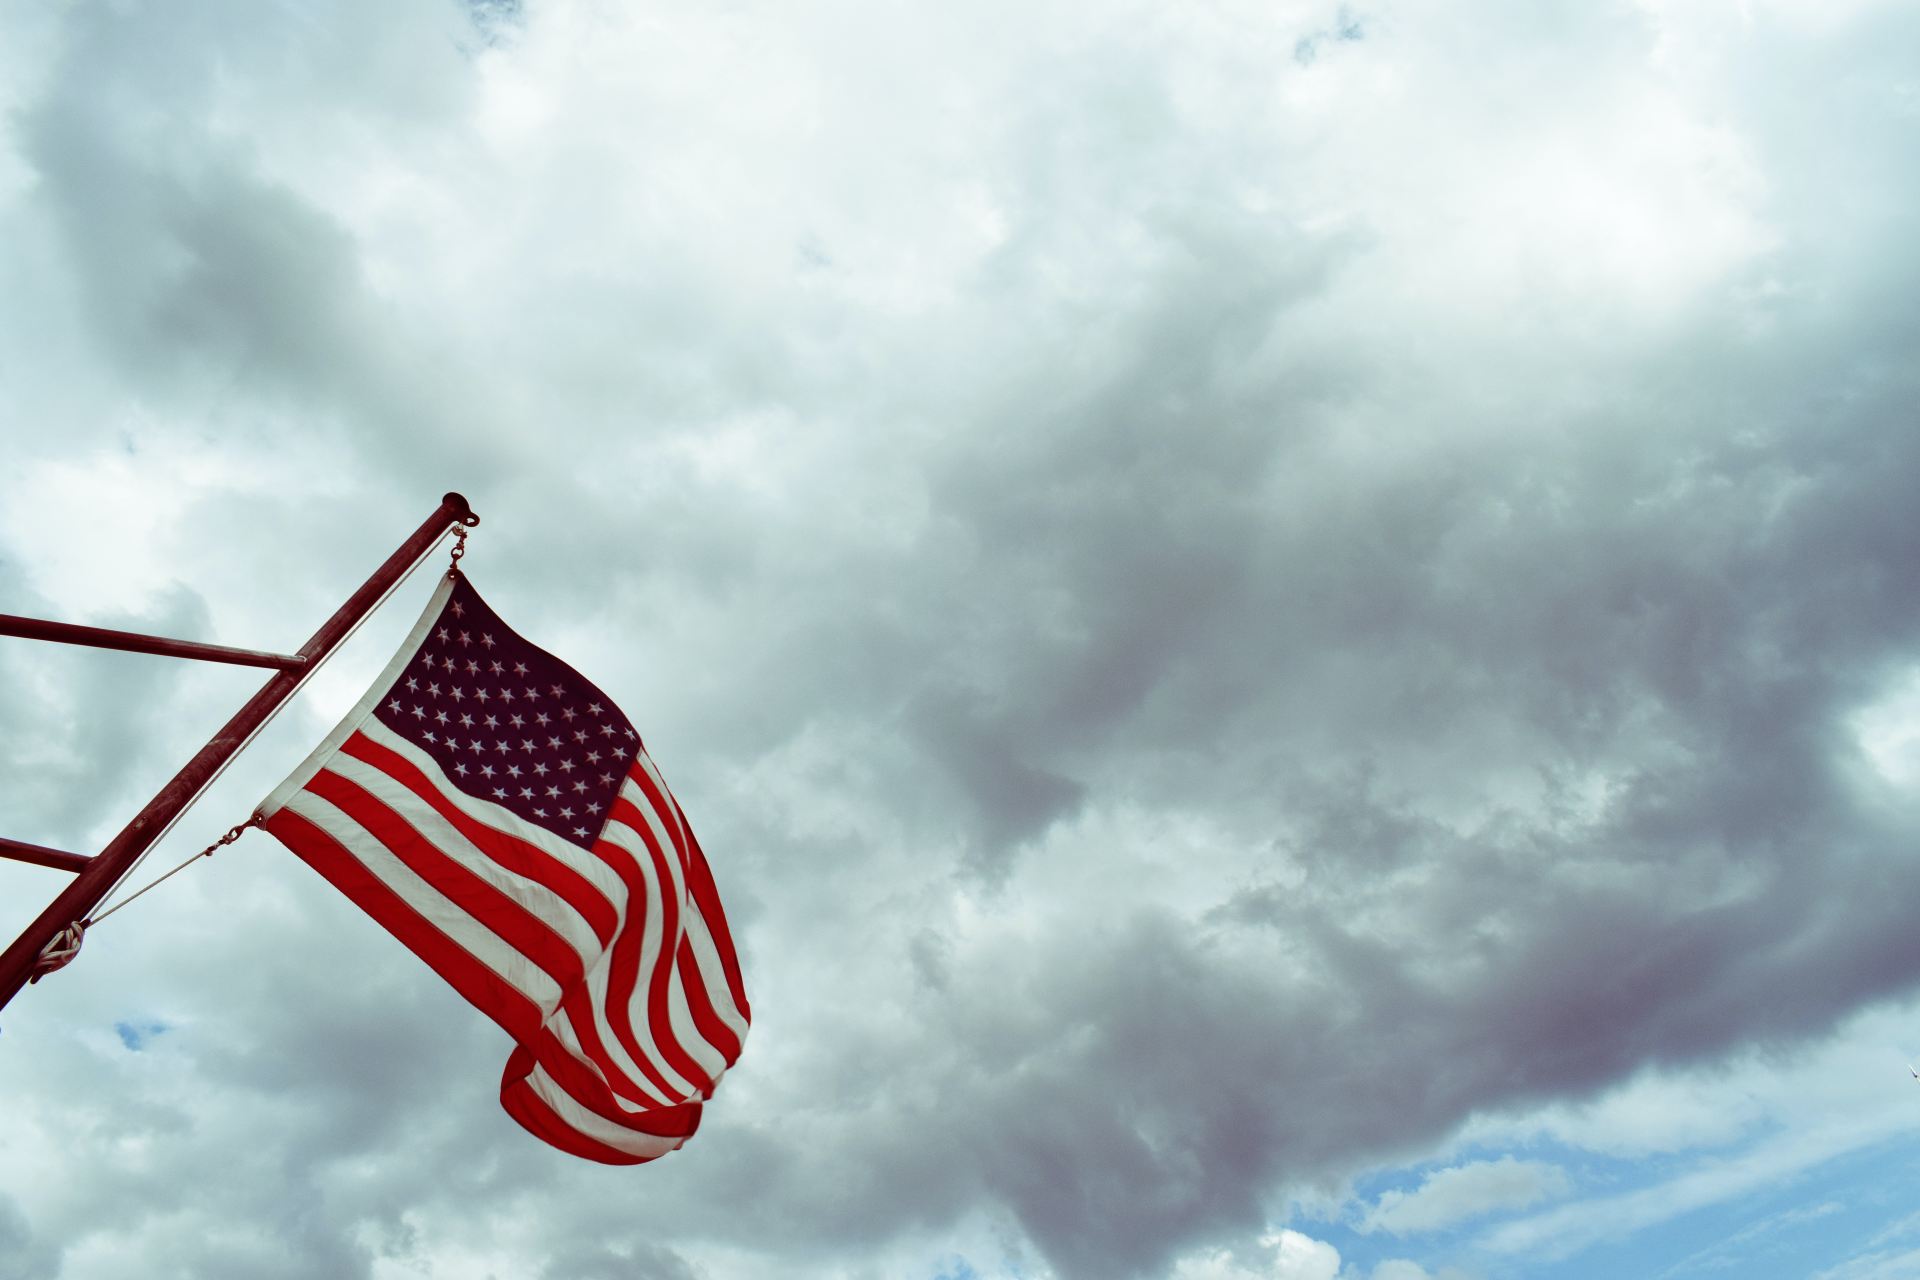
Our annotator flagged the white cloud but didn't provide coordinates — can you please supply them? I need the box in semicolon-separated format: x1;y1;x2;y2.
1813;1247;1920;1280
1360;1158;1569;1236
1171;1230;1345;1280
1367;1263;1434;1280
1850;664;1920;792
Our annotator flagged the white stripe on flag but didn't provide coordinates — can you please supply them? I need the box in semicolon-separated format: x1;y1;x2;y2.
615;771;732;1077
596;813;701;1099
280;788;563;1011
685;900;751;1046
323;750;605;972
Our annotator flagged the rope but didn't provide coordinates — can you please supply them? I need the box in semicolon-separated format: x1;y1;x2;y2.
33;522;472;977
87;815;262;927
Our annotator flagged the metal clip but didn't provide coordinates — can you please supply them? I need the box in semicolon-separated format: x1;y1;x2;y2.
214;815;262;850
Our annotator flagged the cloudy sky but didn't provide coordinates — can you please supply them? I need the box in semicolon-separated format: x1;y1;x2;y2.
3;1;1919;1277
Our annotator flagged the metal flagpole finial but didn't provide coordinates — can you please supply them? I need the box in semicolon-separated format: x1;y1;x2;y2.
444;492;480;528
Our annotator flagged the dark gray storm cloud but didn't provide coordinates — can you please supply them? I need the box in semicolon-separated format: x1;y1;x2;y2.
3;1;1919;1278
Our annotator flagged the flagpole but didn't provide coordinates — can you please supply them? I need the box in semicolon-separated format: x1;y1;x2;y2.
0;492;479;1012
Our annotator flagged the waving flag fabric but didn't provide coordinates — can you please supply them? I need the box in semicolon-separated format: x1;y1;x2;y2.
258;571;750;1164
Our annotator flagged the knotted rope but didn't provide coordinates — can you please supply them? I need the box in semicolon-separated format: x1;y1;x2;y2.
29;925;84;983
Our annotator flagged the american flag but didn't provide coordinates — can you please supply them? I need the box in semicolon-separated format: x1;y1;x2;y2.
258;571;750;1164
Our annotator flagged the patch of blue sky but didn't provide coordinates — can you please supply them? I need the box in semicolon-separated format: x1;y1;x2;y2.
1536;1136;1920;1280
1304;1131;1920;1279
113;1018;169;1051
931;1259;979;1280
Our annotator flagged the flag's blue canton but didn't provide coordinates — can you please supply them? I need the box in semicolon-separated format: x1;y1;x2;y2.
369;573;639;849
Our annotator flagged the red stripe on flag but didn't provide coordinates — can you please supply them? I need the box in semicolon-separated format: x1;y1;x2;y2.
340;732;620;945
265;808;545;1044
606;784;713;1094
623;762;748;1069
306;767;588;994
676;937;743;1063
682;824;752;1024
582;822;694;1103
